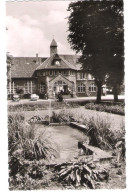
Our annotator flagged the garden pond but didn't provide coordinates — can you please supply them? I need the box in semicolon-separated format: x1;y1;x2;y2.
36;124;88;163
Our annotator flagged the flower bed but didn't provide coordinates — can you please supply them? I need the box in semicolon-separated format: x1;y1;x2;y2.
8;101;80;112
85;102;124;115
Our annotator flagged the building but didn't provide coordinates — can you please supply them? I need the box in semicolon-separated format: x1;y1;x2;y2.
7;39;97;99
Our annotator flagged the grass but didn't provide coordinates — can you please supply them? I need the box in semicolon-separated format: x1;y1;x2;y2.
8;101;80;112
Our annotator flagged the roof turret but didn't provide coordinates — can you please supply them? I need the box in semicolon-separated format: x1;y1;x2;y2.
50;38;57;47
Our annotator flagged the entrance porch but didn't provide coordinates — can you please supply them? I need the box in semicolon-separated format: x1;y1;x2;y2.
47;74;76;98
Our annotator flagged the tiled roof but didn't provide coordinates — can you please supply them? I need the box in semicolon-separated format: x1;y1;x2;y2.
9;55;82;79
36;54;81;70
60;55;82;70
10;57;46;79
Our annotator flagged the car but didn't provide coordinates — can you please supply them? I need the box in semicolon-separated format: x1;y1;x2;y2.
12;94;20;102
30;94;39;101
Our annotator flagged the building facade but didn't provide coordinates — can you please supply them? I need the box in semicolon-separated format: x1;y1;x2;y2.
7;39;97;98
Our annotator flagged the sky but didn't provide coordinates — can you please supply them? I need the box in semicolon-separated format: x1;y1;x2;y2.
6;0;75;57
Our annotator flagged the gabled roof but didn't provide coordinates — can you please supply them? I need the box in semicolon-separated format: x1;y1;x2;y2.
49;73;74;84
9;55;82;79
50;39;57;47
36;54;79;70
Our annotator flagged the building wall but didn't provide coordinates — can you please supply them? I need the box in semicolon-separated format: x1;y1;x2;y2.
10;70;97;98
12;78;37;94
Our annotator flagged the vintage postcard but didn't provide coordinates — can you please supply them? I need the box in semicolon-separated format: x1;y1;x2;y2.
2;0;129;192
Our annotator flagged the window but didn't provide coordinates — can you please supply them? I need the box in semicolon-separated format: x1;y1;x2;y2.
80;73;86;79
24;81;33;94
24;82;30;94
63;70;66;75
40;83;45;93
39;71;43;76
54;70;57;75
70;71;74;76
88;74;94;80
54;80;66;86
89;84;97;92
72;71;74;76
49;70;53;76
78;83;86;93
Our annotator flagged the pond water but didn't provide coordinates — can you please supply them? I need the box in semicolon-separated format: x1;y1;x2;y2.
37;125;88;163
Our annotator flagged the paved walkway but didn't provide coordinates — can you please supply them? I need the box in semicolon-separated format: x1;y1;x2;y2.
8;95;124;105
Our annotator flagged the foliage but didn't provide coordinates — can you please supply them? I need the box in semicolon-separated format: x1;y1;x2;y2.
67;0;124;102
84;115;125;151
8;113;59;189
8;100;80;112
8;113;58;161
85;102;124;115
51;110;75;123
54;159;109;189
16;87;24;95
84;115;113;150
9;160;50;190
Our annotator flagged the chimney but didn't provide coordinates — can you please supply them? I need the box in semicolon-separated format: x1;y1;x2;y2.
36;53;39;63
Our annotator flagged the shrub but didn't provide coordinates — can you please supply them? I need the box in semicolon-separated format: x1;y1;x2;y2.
85;102;124;115
51;110;75;123
9;160;50;190
54;159;109;189
83;115;113;150
83;115;125;151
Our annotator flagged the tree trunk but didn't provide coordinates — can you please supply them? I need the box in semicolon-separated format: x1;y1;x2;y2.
96;82;102;103
113;85;119;102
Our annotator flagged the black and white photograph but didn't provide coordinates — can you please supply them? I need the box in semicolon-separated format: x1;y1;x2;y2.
5;0;127;190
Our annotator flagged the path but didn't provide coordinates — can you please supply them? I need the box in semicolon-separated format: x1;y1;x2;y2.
8;94;124;106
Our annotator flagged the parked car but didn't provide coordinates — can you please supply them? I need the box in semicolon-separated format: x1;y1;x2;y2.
12;94;20;102
30;94;39;101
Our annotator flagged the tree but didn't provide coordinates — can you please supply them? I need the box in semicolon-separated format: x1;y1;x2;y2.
67;0;124;102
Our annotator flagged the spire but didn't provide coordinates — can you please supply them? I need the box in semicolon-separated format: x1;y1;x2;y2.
50;38;57;47
50;37;58;56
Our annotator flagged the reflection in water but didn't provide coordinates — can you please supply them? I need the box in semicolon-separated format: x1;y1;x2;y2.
36;125;88;163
